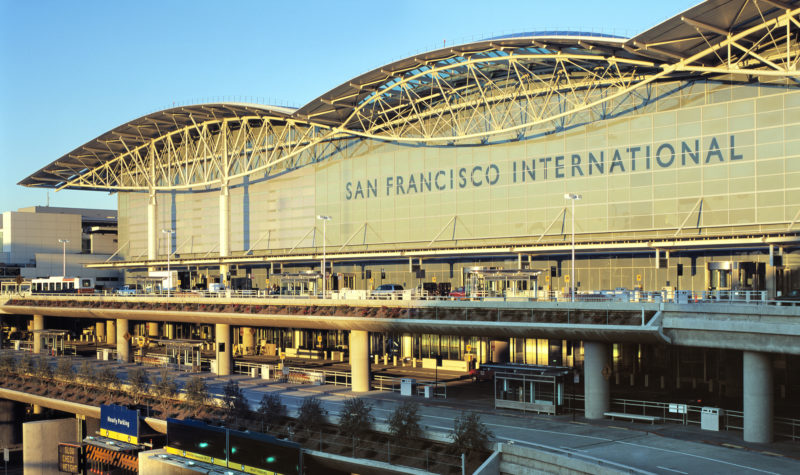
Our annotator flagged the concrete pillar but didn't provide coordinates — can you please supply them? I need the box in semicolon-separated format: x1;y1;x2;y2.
350;330;370;392
23;418;78;474
147;322;159;339
32;315;44;354
293;330;302;349
479;339;489;365
106;320;116;345
490;339;509;363
147;191;157;261
219;183;230;285
0;400;21;446
401;334;413;359
215;323;231;376
743;351;773;443
95;322;106;344
242;327;255;355
116;319;130;363
165;324;175;339
584;341;611;419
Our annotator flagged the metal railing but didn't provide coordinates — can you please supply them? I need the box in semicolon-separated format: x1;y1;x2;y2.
4;287;780;306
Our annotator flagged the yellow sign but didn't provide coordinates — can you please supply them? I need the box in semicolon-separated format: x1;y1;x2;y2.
545;275;550;282
636;274;642;282
466;345;472;352
280;353;286;360
432;276;437;283
565;274;570;283
317;335;323;343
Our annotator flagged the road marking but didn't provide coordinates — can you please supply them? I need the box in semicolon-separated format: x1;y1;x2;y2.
760;452;784;458
656;466;688;474
617;441;781;475
722;443;744;449
608;426;630;430
483;422;613;442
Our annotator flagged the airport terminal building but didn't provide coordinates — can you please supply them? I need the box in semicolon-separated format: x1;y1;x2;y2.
12;0;800;442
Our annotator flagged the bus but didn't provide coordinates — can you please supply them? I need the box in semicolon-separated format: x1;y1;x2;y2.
31;277;96;294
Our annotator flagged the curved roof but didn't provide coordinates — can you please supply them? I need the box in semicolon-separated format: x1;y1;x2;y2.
20;0;800;190
19;103;295;189
293;33;638;128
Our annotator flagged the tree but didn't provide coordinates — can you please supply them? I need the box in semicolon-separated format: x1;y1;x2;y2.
153;368;177;400
184;375;209;409
387;400;422;441
450;412;493;456
97;367;120;394
296;397;326;435
257;393;287;431
127;367;150;405
221;379;250;420
338;397;374;442
0;354;16;375
55;358;75;385
77;361;96;385
35;356;53;381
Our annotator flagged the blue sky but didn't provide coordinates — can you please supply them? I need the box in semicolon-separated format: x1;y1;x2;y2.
0;0;699;211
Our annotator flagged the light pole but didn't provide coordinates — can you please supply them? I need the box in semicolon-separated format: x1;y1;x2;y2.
317;215;332;298
162;229;175;297
58;239;70;277
564;193;582;302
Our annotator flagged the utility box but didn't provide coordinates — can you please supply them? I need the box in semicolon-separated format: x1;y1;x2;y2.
250;367;258;378
401;378;415;396
423;385;432;399
261;364;270;380
676;290;690;304
701;407;723;431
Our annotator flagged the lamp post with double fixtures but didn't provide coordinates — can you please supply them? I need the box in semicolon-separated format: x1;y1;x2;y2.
317;215;332;298
162;229;175;297
58;239;70;277
564;193;582;302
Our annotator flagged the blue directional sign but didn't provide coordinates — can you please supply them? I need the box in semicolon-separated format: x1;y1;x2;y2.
99;404;140;444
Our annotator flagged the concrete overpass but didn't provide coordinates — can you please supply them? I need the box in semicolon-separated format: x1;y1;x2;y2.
2;294;799;444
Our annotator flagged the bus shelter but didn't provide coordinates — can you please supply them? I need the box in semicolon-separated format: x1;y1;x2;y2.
32;329;70;356
465;267;541;299
278;271;321;297
152;339;204;371
484;363;572;415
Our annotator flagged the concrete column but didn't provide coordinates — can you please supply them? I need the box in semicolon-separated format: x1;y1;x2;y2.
743;351;773;443
215;323;231;376
219;183;230;285
401;334;413;359
95;322;106;344
147;322;159;339
106;320;116;345
32;315;44;354
350;330;370;393
293;330;302;349
242;327;255;355
584;341;611;419
165;324;174;339
490;339;509;363
147;191;157;261
116;319;130;363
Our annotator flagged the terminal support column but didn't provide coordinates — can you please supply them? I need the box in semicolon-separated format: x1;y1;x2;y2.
350;330;370;392
106;320;116;345
242;327;255;356
216;324;231;376
219;123;230;286
743;351;773;443
116;318;130;363
147;322;159;339
32;315;43;354
584;341;611;419
95;322;106;344
147;190;157;262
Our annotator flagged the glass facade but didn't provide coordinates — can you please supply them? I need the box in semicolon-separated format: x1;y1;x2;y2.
118;79;800;260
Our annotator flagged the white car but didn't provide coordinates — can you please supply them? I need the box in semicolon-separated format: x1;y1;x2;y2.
371;284;404;298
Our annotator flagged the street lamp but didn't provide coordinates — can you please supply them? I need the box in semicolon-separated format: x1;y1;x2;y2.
162;229;175;297
564;193;582;302
317;215;332;298
58;239;70;277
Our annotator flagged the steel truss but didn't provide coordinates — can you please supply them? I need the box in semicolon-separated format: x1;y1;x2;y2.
37;1;800;192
